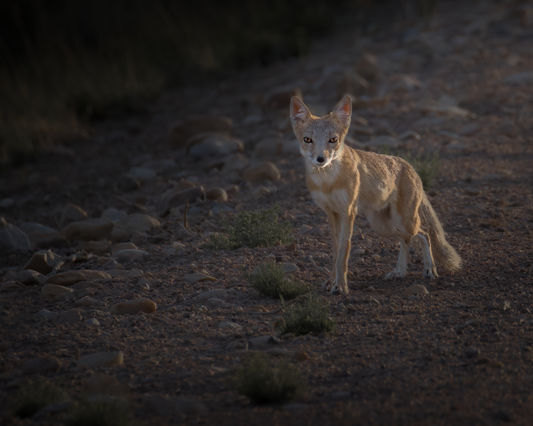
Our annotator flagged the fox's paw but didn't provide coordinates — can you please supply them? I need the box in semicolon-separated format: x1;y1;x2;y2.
385;270;406;280
330;282;349;295
321;278;334;292
423;267;438;280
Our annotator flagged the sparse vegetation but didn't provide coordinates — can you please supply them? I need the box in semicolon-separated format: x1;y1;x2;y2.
65;399;134;426
207;205;293;250
13;377;68;418
245;261;311;300
234;353;306;404
278;293;336;336
378;147;440;190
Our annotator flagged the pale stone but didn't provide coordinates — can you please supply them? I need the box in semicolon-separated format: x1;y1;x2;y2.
71;281;104;290
47;270;111;286
22;356;60;375
110;299;157;315
282;263;299;274
112;249;148;261
76;296;97;307
112;242;138;254
15;269;47;286
22;250;62;274
243;162;281;183
35;309;58;319
403;285;429;295
206;188;228;201
1;281;25;291
196;289;227;300
219;321;242;329
85;318;100;326
41;284;73;299
78;351;124;368
106;269;143;278
182;273;217;283
59;309;82;323
55;288;94;302
61;218;114;241
77;240;111;256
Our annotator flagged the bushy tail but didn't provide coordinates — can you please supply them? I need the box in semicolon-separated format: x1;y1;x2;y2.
419;192;462;271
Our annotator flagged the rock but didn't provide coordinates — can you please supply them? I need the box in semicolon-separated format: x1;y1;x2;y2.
100;207;127;224
112;242;138;254
62;218;114;241
76;296;97;307
1;281;25;291
106;269;143;278
32;402;72;421
356;53;381;81
497;301;510;312
48;270;111;286
248;335;280;349
41;284;73;299
502;71;533;85
0;198;14;209
206;188;228;201
189;135;243;160
252;186;271;198
182;273;217;283
35;309;58;319
60;204;88;227
253;137;283;158
282;263;299;274
218;321;242;329
171;116;233;149
366;136;400;149
397;130;421;141
160;186;204;216
243;162;281;183
19;223;60;248
111;214;160;242
129;167;157;183
22;250;62;274
77;240;111;256
142;393;209;417
497;121;517;137
417;100;474;118
464;187;480;196
110;299;157;315
112;249;148;261
72;281;104;290
85;318;100;326
0;217;31;252
220;153;250;176
83;373;125;396
14;270;46;286
59;308;82;323
403;285;429;296
114;174;140;193
196;289;227;300
465;347;480;358
22;356;60;375
444;142;466;153
78;351;124;368
383;74;421;94
458;123;481;136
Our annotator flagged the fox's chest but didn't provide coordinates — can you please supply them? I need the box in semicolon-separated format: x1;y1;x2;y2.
310;188;349;213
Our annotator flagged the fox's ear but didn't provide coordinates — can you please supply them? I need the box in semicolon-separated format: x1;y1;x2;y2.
331;96;352;127
290;96;310;125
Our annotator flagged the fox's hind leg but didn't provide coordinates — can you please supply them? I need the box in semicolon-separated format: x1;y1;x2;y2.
413;230;438;279
385;236;411;279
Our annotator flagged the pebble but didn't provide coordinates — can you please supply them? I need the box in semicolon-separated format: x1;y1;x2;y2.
114;174;140;193
403;285;429;296
282;263;299;274
189;135;243;160
458;123;481;136
465;347;480;358
464;187;480;196
0;217;31;252
78;351;124;368
243;161;281;183
48;270;111;286
35;309;58;319
77;240;111;256
1;280;25;291
61;218;114;241
22;250;62;274
110;299;157;315
41;284;73;299
112;249;149;261
218;322;242;329
182;273;217;283
76;296;97;307
22;356;60;375
502;71;533;85
101;207;127;224
409;295;421;301
112;242;138;254
196;289;227;300
111;213;160;242
106;269;143;278
206;188;228;201
497;301;511;312
160;186;204;216
251;186;271;198
59;309;82;323
85;318;100;326
71;281;104;290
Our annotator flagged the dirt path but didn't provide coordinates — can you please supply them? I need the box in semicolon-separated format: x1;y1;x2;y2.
1;1;533;425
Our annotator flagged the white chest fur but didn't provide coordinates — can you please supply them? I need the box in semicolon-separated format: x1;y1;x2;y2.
307;160;349;213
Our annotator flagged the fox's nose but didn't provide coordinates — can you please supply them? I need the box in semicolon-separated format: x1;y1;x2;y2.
317;156;325;163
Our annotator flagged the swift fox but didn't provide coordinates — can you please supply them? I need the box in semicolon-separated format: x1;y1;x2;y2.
290;96;461;295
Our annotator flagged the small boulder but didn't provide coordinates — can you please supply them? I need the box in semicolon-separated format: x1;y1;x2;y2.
76;296;97;307
206;188;228;201
189;135;243;160
100;207;127;224
35;309;58;319
243;162;281;183
85;318;100;326
22;356;60;375
1;281;25;291
129;167;157;183
41;284;73;299
112;242;138;254
77;240;111;256
502;71;533;85
403;285;429;296
110;299;157;315
171;116;233;149
0;217;31;252
59;309;82;323
111;214;160;242
112;249;148;261
62;218;114;241
23;250;62;274
15;270;47;286
47;270;111;286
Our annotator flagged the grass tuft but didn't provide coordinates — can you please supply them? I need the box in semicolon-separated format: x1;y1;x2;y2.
13;377;68;418
206;205;292;250
234;353;306;404
245;261;311;300
65;399;134;426
378;147;440;190
278;293;336;336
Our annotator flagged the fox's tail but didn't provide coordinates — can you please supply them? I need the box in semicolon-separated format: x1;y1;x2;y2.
419;192;462;271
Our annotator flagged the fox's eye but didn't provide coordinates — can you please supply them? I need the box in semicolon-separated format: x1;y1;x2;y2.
303;137;312;144
329;137;338;144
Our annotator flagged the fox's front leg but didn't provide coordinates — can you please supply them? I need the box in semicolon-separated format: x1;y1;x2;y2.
322;210;339;292
332;212;355;295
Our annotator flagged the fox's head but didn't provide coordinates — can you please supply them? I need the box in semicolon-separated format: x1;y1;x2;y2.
290;96;352;168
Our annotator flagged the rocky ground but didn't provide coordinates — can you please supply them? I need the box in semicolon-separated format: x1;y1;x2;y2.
1;1;533;425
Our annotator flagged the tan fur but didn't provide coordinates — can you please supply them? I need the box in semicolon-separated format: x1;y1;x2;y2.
290;96;462;294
